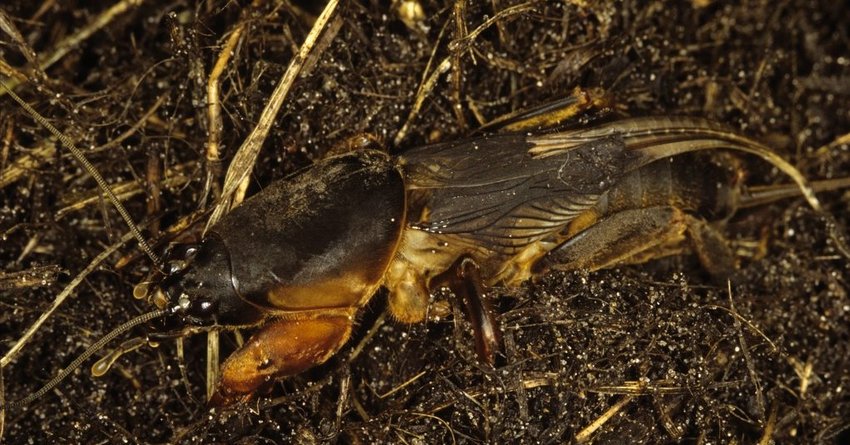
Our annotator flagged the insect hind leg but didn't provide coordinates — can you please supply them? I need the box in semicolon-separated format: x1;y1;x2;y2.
432;257;503;366
537;206;736;279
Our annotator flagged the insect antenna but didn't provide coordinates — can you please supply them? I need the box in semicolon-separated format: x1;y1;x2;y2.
0;81;171;409
0;80;161;266
0;309;169;410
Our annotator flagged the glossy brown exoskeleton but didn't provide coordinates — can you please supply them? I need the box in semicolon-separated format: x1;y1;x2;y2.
3;84;845;408
147;115;840;405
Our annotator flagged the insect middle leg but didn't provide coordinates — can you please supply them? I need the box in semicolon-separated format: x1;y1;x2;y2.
389;255;503;365
537;206;736;278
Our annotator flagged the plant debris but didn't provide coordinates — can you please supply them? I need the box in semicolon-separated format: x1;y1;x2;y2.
1;0;848;443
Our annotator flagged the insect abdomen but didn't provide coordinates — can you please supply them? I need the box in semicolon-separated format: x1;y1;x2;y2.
601;153;741;220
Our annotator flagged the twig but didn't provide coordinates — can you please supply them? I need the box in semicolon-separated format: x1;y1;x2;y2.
704;304;778;352
448;2;536;54
0;141;55;189
450;0;470;132
757;401;778;445
786;356;814;398
727;281;766;421
393;1;536;145
377;370;427;399
89;95;166;153
409;412;457;445
206;0;342;229
205;330;219;401
0;0;146;97
0;9;38;66
203;3;258;204
347;311;386;362
393;57;452;146
0;367;5;437
575;395;634;443
0;231;135;368
391;14;451;146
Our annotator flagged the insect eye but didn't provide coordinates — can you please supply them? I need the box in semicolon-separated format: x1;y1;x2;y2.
166;260;189;275
183;245;199;260
188;297;219;319
162;243;200;276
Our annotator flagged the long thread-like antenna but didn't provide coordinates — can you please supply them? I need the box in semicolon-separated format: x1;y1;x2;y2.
0;80;160;265
0;309;169;411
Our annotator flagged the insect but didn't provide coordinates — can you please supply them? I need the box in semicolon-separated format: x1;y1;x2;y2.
1;3;848;442
2;76;845;409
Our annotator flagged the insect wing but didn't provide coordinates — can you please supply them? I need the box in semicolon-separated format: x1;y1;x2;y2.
398;133;637;252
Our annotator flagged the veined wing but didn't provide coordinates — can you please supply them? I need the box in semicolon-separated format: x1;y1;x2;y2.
397;133;634;251
396;116;801;251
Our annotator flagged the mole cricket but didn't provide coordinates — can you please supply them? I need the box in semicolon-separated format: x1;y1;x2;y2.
1;1;848;442
3;81;848;407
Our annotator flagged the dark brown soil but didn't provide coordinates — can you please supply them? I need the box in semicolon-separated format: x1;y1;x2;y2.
1;1;848;443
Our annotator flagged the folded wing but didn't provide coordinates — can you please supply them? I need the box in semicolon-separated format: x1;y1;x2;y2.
397;116;808;253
